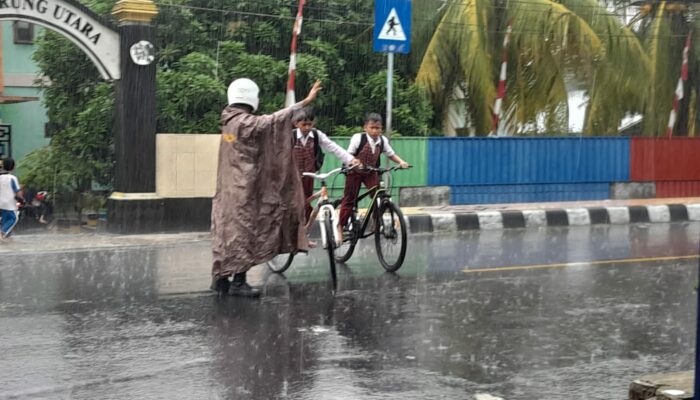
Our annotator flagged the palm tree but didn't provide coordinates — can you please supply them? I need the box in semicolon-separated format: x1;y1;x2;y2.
627;1;696;136
414;0;650;136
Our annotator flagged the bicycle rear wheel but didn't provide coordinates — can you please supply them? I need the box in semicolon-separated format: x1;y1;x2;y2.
323;212;338;292
334;213;358;263
267;253;294;273
374;201;407;272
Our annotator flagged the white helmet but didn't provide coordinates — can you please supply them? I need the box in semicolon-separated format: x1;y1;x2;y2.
227;78;259;111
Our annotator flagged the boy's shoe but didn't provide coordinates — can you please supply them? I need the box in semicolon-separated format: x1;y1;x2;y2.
335;224;344;248
210;275;231;294
307;240;317;249
228;282;261;298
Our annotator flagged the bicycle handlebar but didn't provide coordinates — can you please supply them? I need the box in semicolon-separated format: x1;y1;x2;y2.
302;167;346;181
354;165;412;174
302;164;411;180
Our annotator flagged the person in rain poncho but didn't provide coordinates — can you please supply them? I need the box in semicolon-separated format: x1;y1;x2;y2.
211;78;322;297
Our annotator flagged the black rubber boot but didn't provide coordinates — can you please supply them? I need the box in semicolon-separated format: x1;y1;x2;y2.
228;272;261;298
210;275;231;294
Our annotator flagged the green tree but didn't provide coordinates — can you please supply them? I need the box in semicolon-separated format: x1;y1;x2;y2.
22;0;434;205
414;0;648;136
628;1;697;136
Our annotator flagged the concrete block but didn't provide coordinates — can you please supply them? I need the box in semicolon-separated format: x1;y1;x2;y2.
429;213;456;232
477;211;503;230
523;209;547;227
399;186;450;207
611;182;656;199
686;204;700;221
565;208;590;225
608;207;630;224
648;205;671;223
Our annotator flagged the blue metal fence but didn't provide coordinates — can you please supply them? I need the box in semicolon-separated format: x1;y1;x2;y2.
428;137;630;186
450;183;610;205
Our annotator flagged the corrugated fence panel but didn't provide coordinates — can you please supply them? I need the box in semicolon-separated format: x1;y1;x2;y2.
315;137;427;207
631;138;700;181
656;181;700;197
428;137;630;185
451;183;610;205
387;138;428;187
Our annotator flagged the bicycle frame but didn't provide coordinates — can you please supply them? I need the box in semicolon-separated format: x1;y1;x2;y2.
303;168;343;249
342;165;409;240
351;177;392;240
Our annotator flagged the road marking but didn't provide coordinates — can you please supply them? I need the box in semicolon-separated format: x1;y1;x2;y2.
463;254;699;274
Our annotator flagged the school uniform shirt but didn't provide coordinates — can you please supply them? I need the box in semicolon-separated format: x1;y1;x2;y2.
294;129;355;166
348;132;396;162
0;174;20;211
347;133;396;159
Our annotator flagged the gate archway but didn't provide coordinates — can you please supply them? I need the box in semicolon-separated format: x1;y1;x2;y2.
0;0;121;80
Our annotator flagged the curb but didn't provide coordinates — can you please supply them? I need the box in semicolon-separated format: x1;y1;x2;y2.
405;203;700;234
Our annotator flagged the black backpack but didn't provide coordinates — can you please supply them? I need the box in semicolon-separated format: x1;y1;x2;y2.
352;133;383;167
311;129;325;172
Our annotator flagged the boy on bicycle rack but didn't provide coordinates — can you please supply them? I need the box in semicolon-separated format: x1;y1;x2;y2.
337;113;410;241
292;107;361;247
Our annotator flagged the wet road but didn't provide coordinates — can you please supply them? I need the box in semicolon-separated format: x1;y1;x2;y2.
1;222;699;399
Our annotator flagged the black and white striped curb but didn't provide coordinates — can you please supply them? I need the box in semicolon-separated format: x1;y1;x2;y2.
405;203;700;234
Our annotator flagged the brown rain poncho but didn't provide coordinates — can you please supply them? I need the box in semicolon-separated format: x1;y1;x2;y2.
211;105;308;278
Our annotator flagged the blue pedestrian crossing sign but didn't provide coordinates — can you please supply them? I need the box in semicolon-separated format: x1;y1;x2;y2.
373;0;411;54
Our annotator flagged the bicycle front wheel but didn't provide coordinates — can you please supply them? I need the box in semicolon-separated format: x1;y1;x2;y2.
335;214;358;263
323;213;338;292
267;253;295;273
374;201;407;272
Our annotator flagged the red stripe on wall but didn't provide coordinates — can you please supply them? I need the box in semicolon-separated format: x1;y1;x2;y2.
631;138;700;181
656;181;700;198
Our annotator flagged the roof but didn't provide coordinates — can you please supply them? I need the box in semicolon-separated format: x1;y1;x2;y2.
0;95;39;104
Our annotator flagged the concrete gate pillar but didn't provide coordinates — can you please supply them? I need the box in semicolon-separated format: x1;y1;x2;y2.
107;0;161;233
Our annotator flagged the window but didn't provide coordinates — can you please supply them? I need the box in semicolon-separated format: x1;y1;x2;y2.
13;21;34;44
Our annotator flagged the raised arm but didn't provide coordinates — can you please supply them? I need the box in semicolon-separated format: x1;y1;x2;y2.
317;130;359;165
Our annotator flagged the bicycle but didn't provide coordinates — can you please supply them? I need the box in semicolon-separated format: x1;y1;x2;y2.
334;165;409;272
266;167;348;290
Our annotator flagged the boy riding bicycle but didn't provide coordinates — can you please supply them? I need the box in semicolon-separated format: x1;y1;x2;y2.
292;107;361;230
337;113;409;241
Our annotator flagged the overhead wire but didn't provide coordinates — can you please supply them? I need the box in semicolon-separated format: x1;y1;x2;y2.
154;0;696;39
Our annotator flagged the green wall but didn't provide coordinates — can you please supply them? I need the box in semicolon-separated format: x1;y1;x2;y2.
1;22;49;168
316;137;428;207
3;22;41;74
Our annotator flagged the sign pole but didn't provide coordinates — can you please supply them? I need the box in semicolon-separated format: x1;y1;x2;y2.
373;0;410;137
386;52;394;137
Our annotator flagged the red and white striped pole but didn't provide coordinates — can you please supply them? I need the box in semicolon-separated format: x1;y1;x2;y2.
492;22;512;136
285;0;306;107
666;31;691;138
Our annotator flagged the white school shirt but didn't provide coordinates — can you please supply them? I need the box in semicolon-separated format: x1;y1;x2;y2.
346;133;396;158
0;174;20;211
295;129;355;165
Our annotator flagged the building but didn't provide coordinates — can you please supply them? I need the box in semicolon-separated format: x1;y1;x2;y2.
0;21;49;164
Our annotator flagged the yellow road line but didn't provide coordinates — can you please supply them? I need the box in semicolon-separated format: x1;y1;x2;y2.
462;255;700;274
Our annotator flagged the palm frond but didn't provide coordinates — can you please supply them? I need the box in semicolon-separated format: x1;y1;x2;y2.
416;0;496;134
504;0;602;133
642;2;687;136
557;0;649;134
